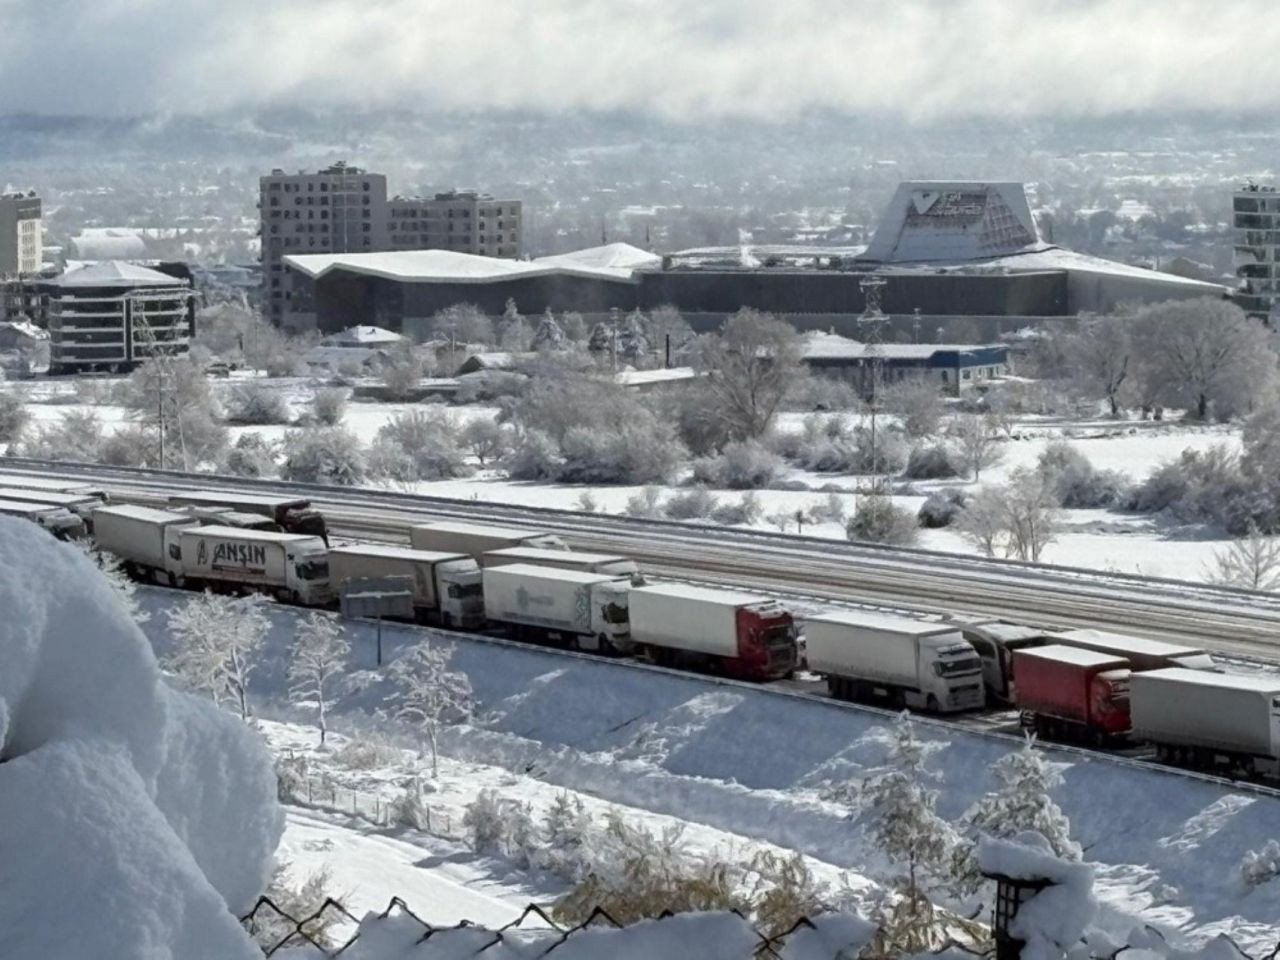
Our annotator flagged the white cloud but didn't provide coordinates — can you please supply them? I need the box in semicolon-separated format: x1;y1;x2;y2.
1;0;1273;119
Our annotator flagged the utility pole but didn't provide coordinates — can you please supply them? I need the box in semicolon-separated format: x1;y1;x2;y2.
858;275;889;493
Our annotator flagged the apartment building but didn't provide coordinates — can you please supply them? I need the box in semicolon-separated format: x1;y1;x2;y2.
0;191;43;276
1234;183;1280;320
387;191;523;258
259;163;389;326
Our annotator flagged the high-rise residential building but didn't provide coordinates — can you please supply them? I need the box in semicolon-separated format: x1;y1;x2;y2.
1233;183;1280;320
387;191;523;258
259;162;389;326
0;190;43;277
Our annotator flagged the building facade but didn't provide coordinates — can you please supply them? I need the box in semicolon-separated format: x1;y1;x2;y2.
47;261;194;373
259;163;389;325
1233;183;1280;320
387;191;522;258
0;191;43;276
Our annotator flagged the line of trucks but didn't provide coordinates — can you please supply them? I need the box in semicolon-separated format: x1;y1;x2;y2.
2;473;1279;783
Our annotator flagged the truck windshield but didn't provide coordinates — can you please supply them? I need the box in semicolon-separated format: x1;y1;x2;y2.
448;583;483;599
297;560;329;581
760;624;794;648
935;656;982;677
602;602;629;624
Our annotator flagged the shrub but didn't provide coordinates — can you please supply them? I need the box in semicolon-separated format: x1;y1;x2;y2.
918;489;968;528
575;491;599;513
281;426;366;485
691;439;786;489
311;388;348;426
18;409;105;462
784;372;862;412
849;426;910;474
371;409;472;482
0;390;29;445
98;426;160;468
463;789;507;854
226;383;291;425
557;420;685;485
332;734;401;770
903;443;962;480
807;492;848;525
224;433;278;478
624;486;664;518
845;494;919;545
711;492;763;526
880;379;945;439
664;487;720;521
1036;441;1130;509
503;429;564;480
462;418;510;466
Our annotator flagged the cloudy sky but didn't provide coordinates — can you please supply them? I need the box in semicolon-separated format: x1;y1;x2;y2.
0;0;1270;120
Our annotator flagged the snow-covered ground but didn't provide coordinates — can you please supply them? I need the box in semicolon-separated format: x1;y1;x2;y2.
134;587;1280;951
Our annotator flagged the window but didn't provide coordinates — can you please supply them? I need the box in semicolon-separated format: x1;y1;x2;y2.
320;183;328;192
940;370;949;383
363;182;370;191
962;369;972;380
307;182;314;191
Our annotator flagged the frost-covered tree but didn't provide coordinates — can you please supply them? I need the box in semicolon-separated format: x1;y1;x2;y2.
288;613;350;745
954;486;1006;558
165;592;270;722
311;388;348;426
378;344;433;400
463;788;506;853
1003;468;1062;563
846;494;919;546
370;409;471;482
0;389;29;446
79;544;149;624
281;425;366;485
502;428;564;480
540;792;594;880
225;382;291;425
1209;525;1280;591
223;432;279;478
694;308;803;441
532;308;566;351
1064;315;1134;417
948;413;1004;481
881;379;945;439
391;641;473;777
461;418;509;466
431;303;494;352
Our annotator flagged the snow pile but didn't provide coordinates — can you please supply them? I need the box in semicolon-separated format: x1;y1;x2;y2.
978;831;1097;960
0;518;282;959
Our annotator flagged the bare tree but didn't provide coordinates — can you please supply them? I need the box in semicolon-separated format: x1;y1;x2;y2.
379;344;434;400
947;413;1004;481
288;613;350;745
391;641;473;777
165;592;270;722
462;418;510;466
1065;315;1134;417
1002;468;1062;563
694;308;803;441
953;487;1006;558
1209;526;1280;591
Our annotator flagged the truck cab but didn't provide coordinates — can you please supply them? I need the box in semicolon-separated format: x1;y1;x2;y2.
741;602;799;680
287;542;333;606
960;620;1053;704
1091;669;1132;736
924;638;985;711
436;559;486;630
590;579;633;654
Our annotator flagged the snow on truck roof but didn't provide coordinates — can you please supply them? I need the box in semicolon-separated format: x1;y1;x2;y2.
1015;644;1128;669
329;543;471;564
178;525;320;543
1052;628;1206;658
1135;668;1280;694
486;546;627;564
93;504;194;524
804;608;961;637
630;582;772;607
483;562;627;585
415;520;551;539
168;491;310;508
0;498;71;515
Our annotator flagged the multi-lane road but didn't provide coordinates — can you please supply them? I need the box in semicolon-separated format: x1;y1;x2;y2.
7;457;1280;663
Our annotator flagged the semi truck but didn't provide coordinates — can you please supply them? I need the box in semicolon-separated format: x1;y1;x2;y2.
0;472;109;501
1051;628;1216;672
1012;645;1131;744
410;521;567;558
92;504;200;584
958;620;1053;704
482;546;639;579
0;497;86;539
1131;668;1280;780
177;525;332;605
165;491;328;543
328;544;484;629
482;562;632;653
178;505;284;532
0;486;106;524
804;610;984;713
629;583;798;681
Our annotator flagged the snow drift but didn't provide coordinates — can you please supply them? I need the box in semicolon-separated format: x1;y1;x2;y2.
0;519;283;959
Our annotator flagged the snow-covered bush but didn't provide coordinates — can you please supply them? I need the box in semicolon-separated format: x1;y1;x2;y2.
98;424;161;468
575;490;599;512
624;485;665;518
785;371;862;412
711;491;763;526
371;409;472;482
223;433;278;478
378;345;435;400
947;413;1005;481
502;428;564;480
332;734;401;771
453;370;527;404
464;789;507;854
880;379;945;439
917;489;967;528
390;778;432;831
557;419;685;485
903;443;962;480
0;388;29;445
848;425;910;475
281;425;366;485
537;792;594;881
1126;445;1255;532
462;418;510;465
1036;440;1130;509
391;640;473;777
807;491;848;525
691;438;786;489
18;409;107;461
274;754;309;803
225;382;291;425
846;494;919;546
247;863;339;953
1241;839;1280;888
310;387;348;426
664;487;720;521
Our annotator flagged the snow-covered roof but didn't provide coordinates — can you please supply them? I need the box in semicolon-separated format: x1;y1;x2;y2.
284;242;658;285
319;325;405;347
55;260;185;289
614;366;698;386
631;581;772;607
801;331;1004;362
1016;644;1129;669
69;232;147;261
804;608;961;636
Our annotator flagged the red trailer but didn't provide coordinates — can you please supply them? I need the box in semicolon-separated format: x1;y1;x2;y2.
1013;644;1131;744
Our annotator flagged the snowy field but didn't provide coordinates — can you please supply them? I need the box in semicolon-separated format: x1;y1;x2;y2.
133;586;1280;951
7;372;1253;584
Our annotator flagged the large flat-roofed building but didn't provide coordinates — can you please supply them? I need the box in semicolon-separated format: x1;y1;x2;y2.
260;163;389;326
387;191;522;258
47;261;194;373
281;182;1226;336
0;191;43;276
1233;183;1280;320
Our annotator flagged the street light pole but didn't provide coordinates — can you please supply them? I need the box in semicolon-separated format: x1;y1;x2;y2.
858;275;889;493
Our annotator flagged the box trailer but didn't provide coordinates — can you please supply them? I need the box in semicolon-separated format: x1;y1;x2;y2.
166;491;328;543
0;486;105;525
178;505;283;532
177;525;332;605
93;504;200;584
328;544;484;629
1051;628;1215;672
411;521;567;559
0;472;109;501
959;620;1053;704
1131;668;1280;779
628;582;797;681
0;497;85;540
804;610;984;713
1012;644;1131;743
482;562;631;653
482;546;639;579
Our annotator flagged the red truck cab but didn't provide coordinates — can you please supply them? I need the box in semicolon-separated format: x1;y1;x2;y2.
733;602;799;681
1013;644;1131;744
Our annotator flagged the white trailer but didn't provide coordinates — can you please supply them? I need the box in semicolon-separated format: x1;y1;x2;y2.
1131;668;1280;778
0;472;108;501
1051;628;1216;672
628;583;798;681
92;505;199;583
328;544;484;629
804;610;985;713
178;525;332;605
0;497;86;540
410;520;566;559
0;486;105;524
482;562;631;653
482;546;639;579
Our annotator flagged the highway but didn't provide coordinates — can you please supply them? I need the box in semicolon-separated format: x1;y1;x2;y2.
5;457;1280;662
